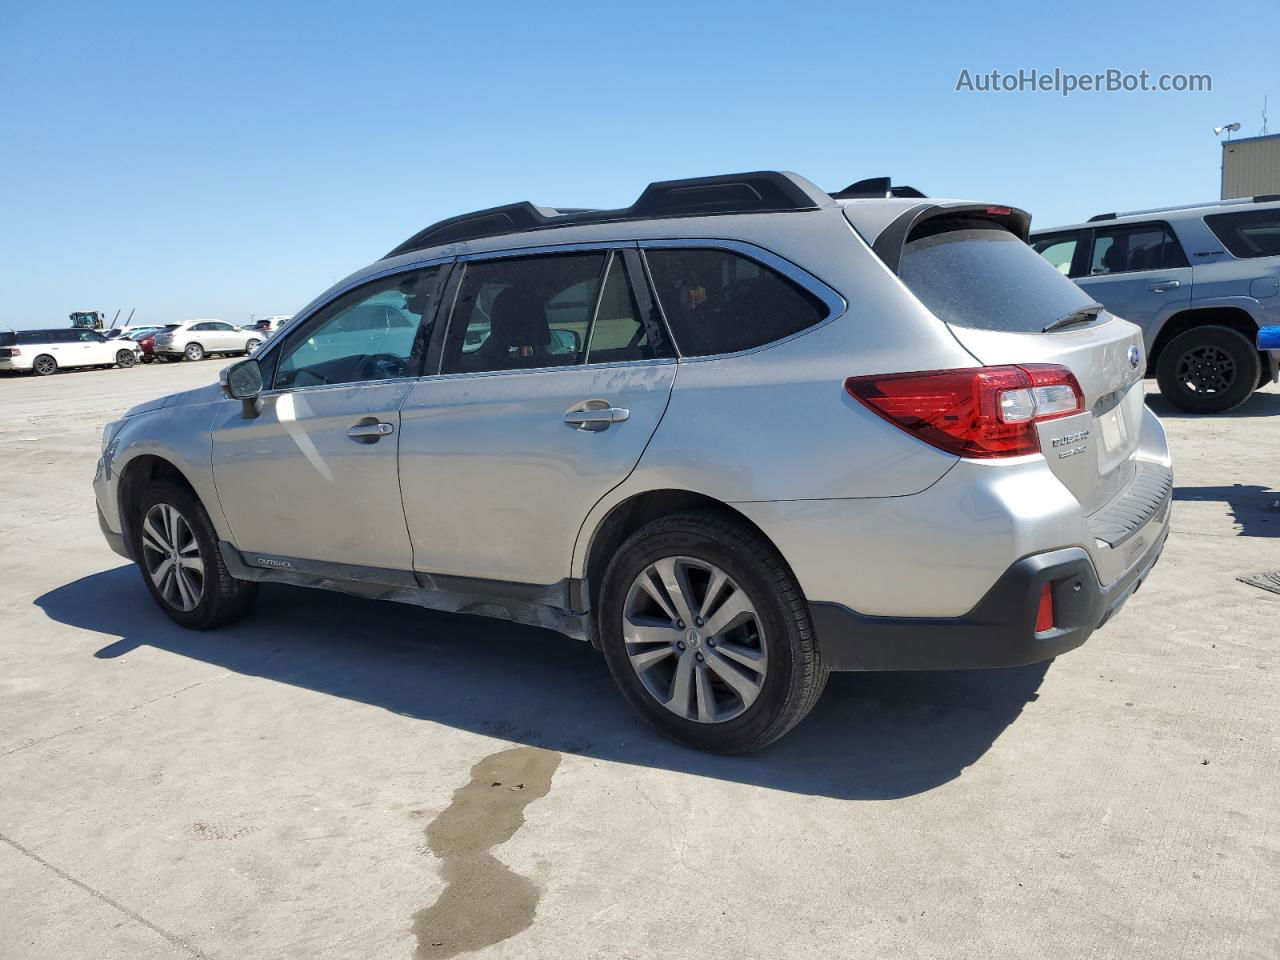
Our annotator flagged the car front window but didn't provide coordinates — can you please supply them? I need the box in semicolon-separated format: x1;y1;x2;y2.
274;266;442;389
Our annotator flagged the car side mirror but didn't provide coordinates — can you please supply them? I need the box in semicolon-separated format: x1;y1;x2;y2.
220;358;263;418
549;327;582;356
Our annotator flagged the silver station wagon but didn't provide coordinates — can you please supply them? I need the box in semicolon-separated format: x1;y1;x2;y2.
94;171;1172;752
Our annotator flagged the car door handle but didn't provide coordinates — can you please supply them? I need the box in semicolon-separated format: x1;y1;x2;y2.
347;421;394;442
1147;280;1181;292
563;400;630;431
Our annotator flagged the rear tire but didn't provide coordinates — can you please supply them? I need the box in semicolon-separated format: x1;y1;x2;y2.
184;342;205;361
245;338;262;353
598;511;827;753
1156;325;1260;413
133;481;257;629
115;349;137;368
32;355;57;376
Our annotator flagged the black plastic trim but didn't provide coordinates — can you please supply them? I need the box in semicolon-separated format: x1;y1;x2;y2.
832;177;927;199
385;171;833;258
811;530;1168;672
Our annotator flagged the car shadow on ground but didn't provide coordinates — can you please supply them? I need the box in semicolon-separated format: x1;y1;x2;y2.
1146;390;1280;419
35;566;1050;801
1173;483;1280;537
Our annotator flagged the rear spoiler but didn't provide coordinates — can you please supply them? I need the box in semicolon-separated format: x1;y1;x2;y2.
853;202;1032;274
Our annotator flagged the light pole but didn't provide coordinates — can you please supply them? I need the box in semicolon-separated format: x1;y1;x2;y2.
1215;123;1241;200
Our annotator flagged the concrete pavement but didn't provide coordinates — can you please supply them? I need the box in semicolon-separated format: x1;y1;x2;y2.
1;360;1277;959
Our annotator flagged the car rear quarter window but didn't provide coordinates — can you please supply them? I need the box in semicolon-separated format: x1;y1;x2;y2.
643;248;829;356
1204;209;1280;259
899;220;1096;333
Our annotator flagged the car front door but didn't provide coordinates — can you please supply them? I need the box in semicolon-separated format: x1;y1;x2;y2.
1075;222;1193;339
397;248;677;586
205;322;234;351
70;330;108;366
211;263;447;572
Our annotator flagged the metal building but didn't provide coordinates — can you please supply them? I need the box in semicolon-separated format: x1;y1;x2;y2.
1222;133;1280;199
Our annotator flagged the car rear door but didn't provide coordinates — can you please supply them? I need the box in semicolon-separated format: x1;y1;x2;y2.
1074;222;1193;339
397;247;677;586
211;264;447;572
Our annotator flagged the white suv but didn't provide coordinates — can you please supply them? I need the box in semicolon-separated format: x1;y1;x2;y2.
152;320;263;362
0;328;142;375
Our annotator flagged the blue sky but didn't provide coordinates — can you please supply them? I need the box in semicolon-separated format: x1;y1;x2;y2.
1;0;1274;329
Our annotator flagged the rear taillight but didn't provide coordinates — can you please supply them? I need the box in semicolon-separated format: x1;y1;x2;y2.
9;347;20;356
845;364;1083;458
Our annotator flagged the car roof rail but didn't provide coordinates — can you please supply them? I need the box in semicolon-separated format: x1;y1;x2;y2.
385;171;834;258
831;177;928;200
1086;194;1280;223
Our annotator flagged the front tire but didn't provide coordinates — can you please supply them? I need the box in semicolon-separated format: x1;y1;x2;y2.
133;481;257;629
184;342;205;361
1155;325;1260;413
598;512;827;753
32;354;57;376
115;349;137;368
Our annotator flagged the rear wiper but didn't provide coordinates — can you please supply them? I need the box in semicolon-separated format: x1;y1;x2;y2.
1042;304;1104;333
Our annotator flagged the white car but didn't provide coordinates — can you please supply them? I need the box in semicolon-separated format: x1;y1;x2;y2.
0;327;142;375
152;320;264;362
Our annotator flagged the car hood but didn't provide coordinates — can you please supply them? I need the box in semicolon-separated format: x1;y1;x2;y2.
123;382;222;418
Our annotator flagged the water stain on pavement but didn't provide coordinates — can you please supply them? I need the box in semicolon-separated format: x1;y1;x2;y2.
413;746;561;958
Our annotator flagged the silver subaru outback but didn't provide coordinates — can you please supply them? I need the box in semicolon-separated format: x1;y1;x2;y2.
93;172;1172;753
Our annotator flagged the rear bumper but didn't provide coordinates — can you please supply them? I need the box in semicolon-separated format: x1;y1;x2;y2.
812;520;1168;671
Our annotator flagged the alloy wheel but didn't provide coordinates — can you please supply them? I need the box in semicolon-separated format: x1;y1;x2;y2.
185;343;204;361
116;350;137;367
621;556;768;723
33;356;56;376
140;503;205;612
1176;344;1235;394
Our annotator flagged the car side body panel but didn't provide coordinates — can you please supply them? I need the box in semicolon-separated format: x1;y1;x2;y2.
95;394;234;547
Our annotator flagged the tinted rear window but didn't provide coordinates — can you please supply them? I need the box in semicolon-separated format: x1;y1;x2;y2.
14;329;77;344
645;248;829;356
899;222;1096;332
1204;209;1280;259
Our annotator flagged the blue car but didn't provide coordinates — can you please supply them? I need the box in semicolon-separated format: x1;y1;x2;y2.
1260;326;1280;350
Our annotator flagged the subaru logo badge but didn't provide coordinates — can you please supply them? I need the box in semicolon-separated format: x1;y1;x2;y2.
1128;345;1141;370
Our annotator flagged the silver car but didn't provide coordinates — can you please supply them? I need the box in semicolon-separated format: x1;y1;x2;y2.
94;172;1172;752
1031;195;1280;412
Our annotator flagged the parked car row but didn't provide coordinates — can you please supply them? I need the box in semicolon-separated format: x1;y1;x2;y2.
97;170;1174;753
0;318;274;376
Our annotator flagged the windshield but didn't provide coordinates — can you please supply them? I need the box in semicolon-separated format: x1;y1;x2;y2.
899;221;1098;333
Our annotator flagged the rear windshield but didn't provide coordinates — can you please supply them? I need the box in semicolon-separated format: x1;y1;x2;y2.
899;220;1097;332
0;332;14;346
1204;209;1280;259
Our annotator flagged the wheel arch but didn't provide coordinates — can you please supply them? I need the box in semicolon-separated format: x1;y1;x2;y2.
116;454;204;553
1147;305;1260;376
577;488;792;632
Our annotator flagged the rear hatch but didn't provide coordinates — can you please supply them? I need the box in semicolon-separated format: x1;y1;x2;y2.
892;211;1147;514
